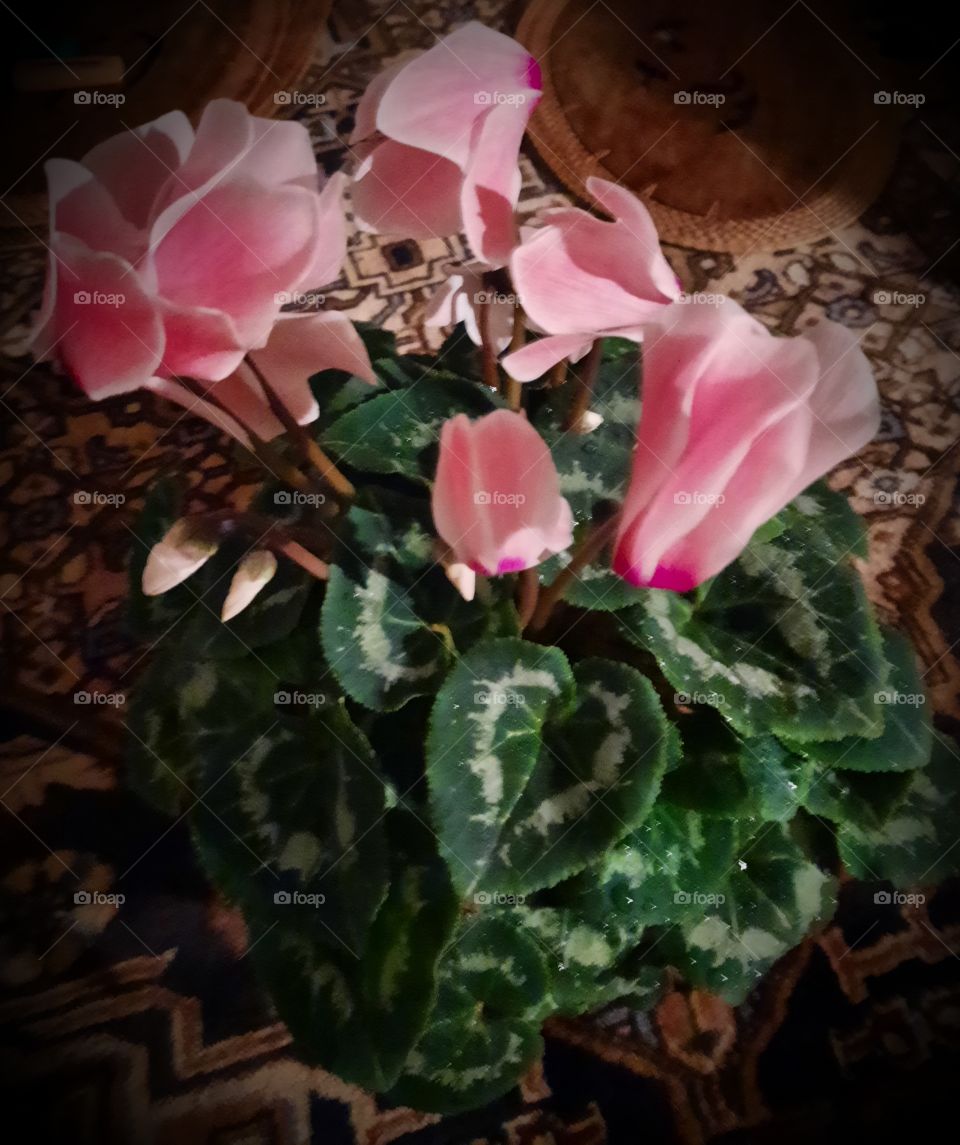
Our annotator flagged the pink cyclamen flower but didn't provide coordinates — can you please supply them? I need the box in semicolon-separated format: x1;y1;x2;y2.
31;99;373;439
501;176;681;381
432;410;573;597
350;22;542;267
423;267;515;353
612;297;881;591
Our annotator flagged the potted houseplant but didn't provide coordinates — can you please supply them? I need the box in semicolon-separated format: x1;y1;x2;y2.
31;21;956;1115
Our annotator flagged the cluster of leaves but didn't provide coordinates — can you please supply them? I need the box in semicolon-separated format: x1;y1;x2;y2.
127;328;957;1113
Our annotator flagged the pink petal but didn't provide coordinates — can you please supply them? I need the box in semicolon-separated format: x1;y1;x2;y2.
424;270;514;350
45;158;143;264
81;110;193;228
295;171;349;291
47;235;164;399
351;58;415;143
793;320;881;496
615;299;817;580
168;99;253;197
510;183;677;336
350;140;464;240
432;409;572;574
148;179;323;348
145;375;278;446
647;412;815;587
155;301;246;381
586;177;681;302
376;22;539;169
241;310;376;428
460;102;527;266
501;333;595;381
231;115;321;188
432;413;485;559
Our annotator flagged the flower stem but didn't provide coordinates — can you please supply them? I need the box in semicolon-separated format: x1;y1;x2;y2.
503;297;526;412
516;566;540;628
478;291;501;393
172;375;315;494
548;358;569;389
186;509;331;579
563;338;603;432
525;512;620;634
243;354;355;501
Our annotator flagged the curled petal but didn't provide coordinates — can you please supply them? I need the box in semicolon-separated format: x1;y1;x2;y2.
613;300;880;589
376;22;540;169
500;332;595;382
221;550;278;621
143;519;217;596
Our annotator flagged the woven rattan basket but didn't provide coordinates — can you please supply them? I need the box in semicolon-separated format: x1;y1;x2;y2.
516;0;904;253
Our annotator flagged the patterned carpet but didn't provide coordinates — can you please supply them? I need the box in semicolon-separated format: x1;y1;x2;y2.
2;2;960;1141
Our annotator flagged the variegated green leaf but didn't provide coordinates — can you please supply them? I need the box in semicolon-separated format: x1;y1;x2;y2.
343;499;435;574
250;808;459;1092
388;916;547;1113
675;823;836;1002
426;638;576;897
781;629;932;772
482;659;678;893
191;692;390;957
834;731;960;885
322;375;502;480
321;563;451;711
664;713;810;822
620;489;888;742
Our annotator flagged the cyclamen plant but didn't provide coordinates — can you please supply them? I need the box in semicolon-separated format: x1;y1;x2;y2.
34;21;958;1115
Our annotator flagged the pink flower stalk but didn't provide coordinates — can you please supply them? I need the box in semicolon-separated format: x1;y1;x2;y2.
432;410;573;597
612;298;881;592
350;22;542;267
31;100;373;440
501;177;680;381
